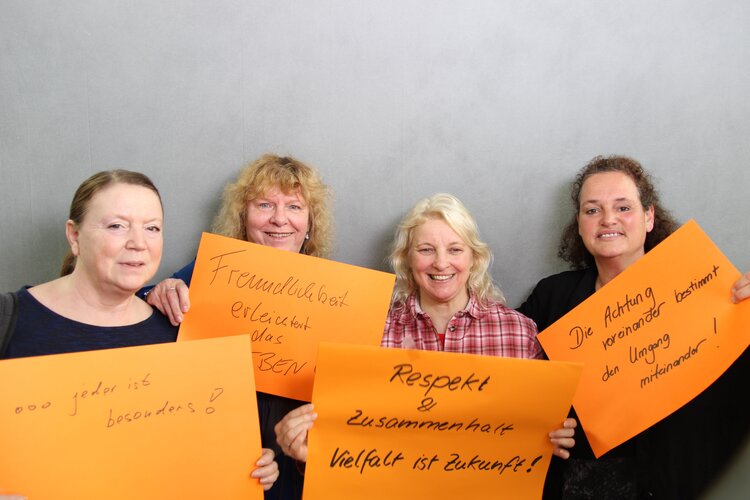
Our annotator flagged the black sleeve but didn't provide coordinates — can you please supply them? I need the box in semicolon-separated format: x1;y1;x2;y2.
0;292;19;357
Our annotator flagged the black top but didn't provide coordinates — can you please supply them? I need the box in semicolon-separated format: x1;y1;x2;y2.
518;269;750;500
4;287;177;359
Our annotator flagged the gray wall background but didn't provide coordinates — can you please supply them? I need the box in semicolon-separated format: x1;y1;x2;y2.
1;1;749;496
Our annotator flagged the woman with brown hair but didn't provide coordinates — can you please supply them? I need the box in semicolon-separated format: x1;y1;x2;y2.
518;155;750;499
1;169;278;496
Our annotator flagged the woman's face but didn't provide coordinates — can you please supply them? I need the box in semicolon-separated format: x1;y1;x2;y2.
408;218;473;309
577;171;654;268
244;186;310;253
67;183;163;294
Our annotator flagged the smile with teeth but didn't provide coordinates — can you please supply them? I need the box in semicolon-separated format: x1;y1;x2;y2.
429;274;454;281
266;232;294;239
598;232;623;239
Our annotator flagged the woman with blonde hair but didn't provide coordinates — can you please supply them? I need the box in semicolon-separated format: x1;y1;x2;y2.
390;194;503;304
382;193;536;356
274;193;577;469
144;154;332;323
142;153;332;500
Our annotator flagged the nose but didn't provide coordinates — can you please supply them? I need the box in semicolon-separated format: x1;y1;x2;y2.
126;228;147;250
600;208;617;226
433;249;449;270
270;206;288;225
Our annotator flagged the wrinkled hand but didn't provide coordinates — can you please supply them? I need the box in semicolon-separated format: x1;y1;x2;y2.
274;403;317;463
145;278;190;326
251;448;279;491
549;417;577;459
732;272;750;304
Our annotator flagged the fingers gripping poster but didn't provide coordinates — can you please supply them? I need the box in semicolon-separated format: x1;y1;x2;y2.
303;343;582;500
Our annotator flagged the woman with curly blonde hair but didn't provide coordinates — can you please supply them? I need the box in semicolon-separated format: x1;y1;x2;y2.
211;154;332;259
144;153;332;323
141;153;332;500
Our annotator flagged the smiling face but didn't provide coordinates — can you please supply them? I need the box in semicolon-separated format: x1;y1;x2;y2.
577;171;655;269
408;218;473;310
67;183;163;295
244;186;310;253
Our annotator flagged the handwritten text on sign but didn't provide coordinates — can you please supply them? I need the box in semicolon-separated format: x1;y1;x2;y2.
0;335;262;500
178;232;395;401
537;220;750;457
303;343;582;500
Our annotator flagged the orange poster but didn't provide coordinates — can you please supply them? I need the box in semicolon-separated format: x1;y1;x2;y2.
303;343;582;500
537;220;750;457
178;232;395;401
0;335;262;500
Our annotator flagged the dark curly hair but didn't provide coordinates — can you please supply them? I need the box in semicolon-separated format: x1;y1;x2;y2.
558;155;679;269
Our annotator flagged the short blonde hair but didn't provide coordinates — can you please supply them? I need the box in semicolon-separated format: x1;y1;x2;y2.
211;154;333;258
390;193;504;306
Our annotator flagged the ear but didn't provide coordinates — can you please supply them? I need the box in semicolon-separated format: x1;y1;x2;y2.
65;220;81;256
645;205;655;233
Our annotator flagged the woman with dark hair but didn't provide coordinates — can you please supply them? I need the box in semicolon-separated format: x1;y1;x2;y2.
556;155;679;272
1;169;278;496
518;155;750;499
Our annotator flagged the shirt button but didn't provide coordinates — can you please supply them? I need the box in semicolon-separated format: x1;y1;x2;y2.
448;325;456;332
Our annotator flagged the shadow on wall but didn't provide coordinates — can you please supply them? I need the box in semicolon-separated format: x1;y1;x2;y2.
26;219;70;288
366;213;401;275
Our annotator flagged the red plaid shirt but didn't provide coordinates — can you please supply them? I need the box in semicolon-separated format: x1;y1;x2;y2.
381;293;542;359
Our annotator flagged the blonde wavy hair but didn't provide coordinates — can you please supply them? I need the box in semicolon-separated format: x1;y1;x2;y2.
390;193;504;306
211;154;333;258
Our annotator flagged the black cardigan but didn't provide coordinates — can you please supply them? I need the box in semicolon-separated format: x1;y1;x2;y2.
518;269;750;499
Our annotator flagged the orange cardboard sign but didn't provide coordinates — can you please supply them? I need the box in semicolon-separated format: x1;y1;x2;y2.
303;343;583;500
178;232;395;402
537;220;750;457
0;335;262;500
